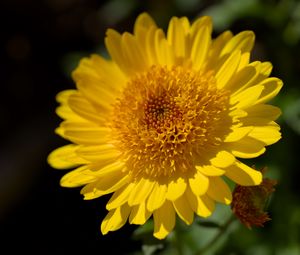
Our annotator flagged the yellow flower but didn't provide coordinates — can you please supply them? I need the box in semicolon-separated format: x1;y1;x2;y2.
48;13;282;239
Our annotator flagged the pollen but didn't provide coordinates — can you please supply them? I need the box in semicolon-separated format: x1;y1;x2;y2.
144;93;183;132
111;66;231;179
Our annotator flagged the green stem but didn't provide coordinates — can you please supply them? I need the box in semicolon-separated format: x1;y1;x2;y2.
194;215;236;255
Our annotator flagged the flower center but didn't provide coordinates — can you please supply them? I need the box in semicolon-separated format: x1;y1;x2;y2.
111;66;231;179
144;93;183;133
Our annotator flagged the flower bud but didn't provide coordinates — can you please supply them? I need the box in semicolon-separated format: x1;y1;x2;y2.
231;175;277;229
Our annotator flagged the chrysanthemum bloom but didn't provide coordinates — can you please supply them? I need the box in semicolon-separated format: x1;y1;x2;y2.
48;13;282;239
231;176;277;228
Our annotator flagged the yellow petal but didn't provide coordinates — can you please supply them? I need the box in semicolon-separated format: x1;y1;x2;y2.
129;202;152;225
76;144;120;163
224;126;253;142
153;201;175;239
207;177;232;204
210;150;236;168
226;136;266;158
207;31;233;70
56;104;83;122
173;194;194;225
81;173;129;200
229;108;248;119
225;161;262;186
73;59;106;79
189;170;209;196
88;161;126;178
105;29;131;76
134;14;158;66
221;31;255;56
197;165;225;176
245;104;281;121
121;32;149;73
230;85;264;109
147;182;167;212
197;195;215;217
61;121;110;145
240;117;275;126
101;203;130;235
248;61;273;86
238;52;250;70
253;61;273;76
47;144;87;169
56;89;77;104
156;30;174;67
68;92;106;123
191;26;211;70
128;178;155;206
216;50;241;89
190;16;212;39
167;17;187;59
72;55;125;100
134;12;157;34
55;90;83;121
106;183;135;210
67;161;124;184
75;77;116;113
144;26;159;65
178;16;190;34
248;124;281;145
225;65;256;92
186;187;215;217
60;165;97;187
255;78;283;105
166;176;187;201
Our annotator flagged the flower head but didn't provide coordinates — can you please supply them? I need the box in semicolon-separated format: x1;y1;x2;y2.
48;13;282;239
231;174;277;228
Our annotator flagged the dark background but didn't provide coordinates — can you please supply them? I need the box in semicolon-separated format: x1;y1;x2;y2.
1;0;300;254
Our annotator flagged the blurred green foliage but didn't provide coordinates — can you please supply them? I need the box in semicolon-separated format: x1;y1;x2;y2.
62;0;300;254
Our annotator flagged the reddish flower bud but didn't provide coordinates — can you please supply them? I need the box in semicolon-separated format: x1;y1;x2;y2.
231;176;277;229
